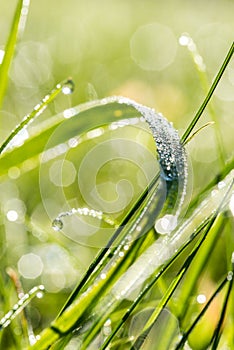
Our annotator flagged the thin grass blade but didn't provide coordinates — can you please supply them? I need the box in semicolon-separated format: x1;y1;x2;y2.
0;0;30;111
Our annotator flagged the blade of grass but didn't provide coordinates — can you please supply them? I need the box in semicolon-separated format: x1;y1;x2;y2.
210;267;234;350
174;274;229;350
180;34;226;165
177;213;226;322
0;78;74;155
0;0;30;111
184;121;214;145
181;41;234;144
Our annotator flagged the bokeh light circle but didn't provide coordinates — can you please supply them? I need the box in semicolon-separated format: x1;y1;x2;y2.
130;23;177;71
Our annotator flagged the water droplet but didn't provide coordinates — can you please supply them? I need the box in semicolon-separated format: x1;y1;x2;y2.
104;319;111;327
52;218;63;231
62;79;75;95
36;291;44;299
52;207;117;231
36;285;45;299
218;181;226;189
103;318;112;336
179;34;191;46
197;294;206;304
6;210;18;222
227;271;233;281
155;214;177;234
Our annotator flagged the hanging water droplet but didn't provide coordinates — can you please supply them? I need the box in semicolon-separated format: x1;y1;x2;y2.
62;79;75;95
52;218;63;231
52;207;117;232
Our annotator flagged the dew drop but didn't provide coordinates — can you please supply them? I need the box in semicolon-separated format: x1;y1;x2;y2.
52;218;63;231
227;271;233;281
197;294;206;304
36;285;45;299
36;291;44;299
101;273;107;280
179;34;191;46
155;214;177;234
52;207;117;231
103;318;112;336
62;79;75;95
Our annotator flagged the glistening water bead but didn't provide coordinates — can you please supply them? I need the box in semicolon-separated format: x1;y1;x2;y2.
52;207;117;232
62;79;75;95
52;218;63;231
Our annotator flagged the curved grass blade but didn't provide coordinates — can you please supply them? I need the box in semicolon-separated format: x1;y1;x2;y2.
184;121;214;145
28;96;188;349
0;0;30;111
37;96;186;317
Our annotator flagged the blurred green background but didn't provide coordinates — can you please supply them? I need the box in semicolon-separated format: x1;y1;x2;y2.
0;0;233;348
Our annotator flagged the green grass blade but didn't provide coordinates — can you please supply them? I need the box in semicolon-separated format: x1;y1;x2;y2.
0;78;74;155
180;34;225;165
181;41;234;144
0;0;29;111
177;213;226;321
174;275;228;350
210;259;234;349
0;99;139;175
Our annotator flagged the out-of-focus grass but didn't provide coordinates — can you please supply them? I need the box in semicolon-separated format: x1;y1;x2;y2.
0;1;234;349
